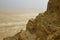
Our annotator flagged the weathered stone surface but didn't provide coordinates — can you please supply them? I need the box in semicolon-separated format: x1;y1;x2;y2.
3;0;60;40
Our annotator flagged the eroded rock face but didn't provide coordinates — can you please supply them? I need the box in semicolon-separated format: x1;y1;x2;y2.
47;0;60;12
3;0;60;40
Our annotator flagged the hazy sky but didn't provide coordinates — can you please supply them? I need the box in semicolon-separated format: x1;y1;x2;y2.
0;0;48;11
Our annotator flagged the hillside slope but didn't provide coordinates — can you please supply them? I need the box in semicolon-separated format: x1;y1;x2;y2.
3;0;60;40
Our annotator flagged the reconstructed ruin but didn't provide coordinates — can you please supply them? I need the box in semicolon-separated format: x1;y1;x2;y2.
3;0;60;40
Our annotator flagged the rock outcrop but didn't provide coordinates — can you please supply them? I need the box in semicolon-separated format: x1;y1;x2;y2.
3;0;60;40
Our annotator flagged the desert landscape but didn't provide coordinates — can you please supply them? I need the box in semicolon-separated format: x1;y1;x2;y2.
3;0;60;40
0;9;40;40
0;0;60;40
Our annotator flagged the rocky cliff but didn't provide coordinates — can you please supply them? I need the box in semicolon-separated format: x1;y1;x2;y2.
3;0;60;40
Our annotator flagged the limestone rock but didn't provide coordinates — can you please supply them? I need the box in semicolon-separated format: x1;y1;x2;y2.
3;0;60;40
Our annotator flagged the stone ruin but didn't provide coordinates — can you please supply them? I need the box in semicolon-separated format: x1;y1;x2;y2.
3;0;60;40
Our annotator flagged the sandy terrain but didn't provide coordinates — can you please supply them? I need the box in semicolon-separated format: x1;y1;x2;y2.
0;9;39;40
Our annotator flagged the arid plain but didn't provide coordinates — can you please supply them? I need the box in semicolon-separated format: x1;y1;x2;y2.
0;9;40;40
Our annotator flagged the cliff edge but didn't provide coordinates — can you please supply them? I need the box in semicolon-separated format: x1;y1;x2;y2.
3;0;60;40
